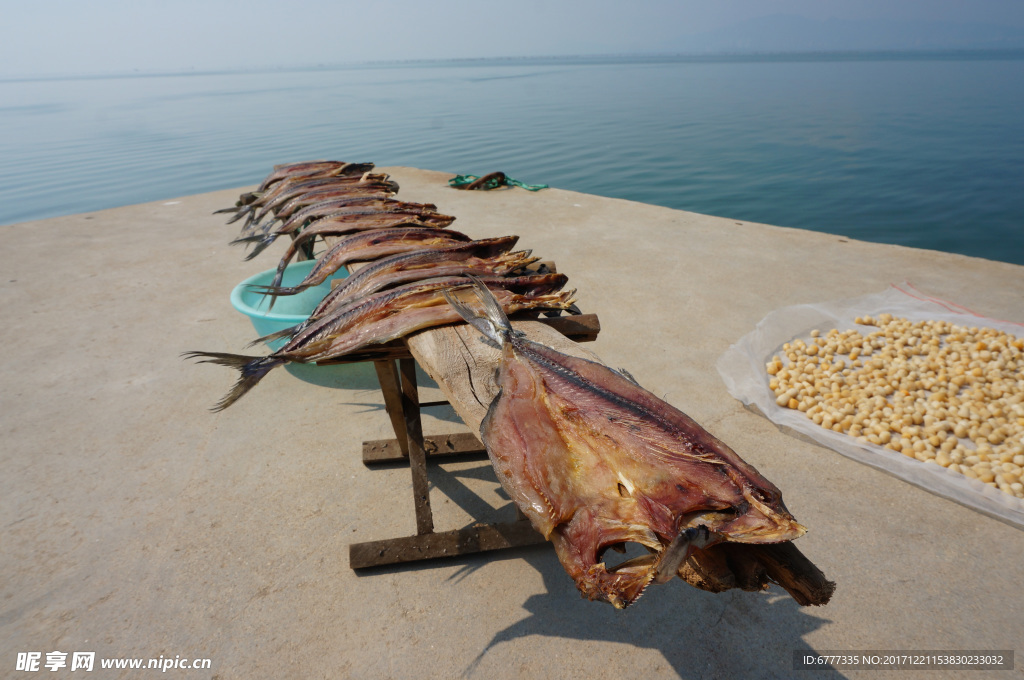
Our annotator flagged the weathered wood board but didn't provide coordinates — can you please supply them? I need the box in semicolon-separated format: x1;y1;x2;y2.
406;319;603;434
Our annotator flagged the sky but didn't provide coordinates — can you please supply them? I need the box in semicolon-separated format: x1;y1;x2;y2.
3;0;1024;77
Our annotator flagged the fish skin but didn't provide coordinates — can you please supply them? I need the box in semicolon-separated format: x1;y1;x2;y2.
257;227;473;297
309;236;527;318
186;274;573;411
447;280;831;609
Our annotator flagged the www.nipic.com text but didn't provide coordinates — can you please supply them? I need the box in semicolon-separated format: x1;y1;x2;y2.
16;651;212;672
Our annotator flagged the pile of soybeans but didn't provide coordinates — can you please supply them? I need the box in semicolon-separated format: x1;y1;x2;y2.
766;314;1024;499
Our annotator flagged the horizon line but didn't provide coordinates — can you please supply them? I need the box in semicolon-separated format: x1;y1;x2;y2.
3;47;1023;83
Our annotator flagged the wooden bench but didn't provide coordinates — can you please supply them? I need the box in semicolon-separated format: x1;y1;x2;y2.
321;310;601;569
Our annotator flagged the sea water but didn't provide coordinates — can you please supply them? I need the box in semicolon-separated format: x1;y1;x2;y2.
1;52;1022;264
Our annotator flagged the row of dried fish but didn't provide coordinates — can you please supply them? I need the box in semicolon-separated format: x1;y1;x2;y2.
191;161;578;410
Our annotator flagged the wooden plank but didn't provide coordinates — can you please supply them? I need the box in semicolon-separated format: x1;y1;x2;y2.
406;319;604;434
349;520;545;569
362;432;485;464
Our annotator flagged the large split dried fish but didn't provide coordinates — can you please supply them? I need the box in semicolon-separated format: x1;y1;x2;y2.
254;227;474;299
444;279;834;609
186;274;575;411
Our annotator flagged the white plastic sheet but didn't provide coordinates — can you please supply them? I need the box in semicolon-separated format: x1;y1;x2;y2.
717;284;1024;529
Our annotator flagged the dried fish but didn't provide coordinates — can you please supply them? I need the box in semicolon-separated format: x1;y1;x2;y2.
253;227;473;299
216;161;376;223
271;198;447;238
267;193;437;233
308;237;532;319
444;279;834;609
186;274;574;411
246;173;400;230
236;201;448;261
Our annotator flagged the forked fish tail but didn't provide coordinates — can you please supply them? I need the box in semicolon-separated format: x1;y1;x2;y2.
182;351;287;411
441;276;522;347
241;234;278;261
246;283;307;303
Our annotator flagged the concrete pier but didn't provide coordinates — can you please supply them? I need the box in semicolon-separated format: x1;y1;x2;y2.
3;167;1022;678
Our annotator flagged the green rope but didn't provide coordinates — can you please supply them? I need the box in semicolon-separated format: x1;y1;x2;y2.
448;172;548;191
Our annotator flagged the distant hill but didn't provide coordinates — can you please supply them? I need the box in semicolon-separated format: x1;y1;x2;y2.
660;14;1024;54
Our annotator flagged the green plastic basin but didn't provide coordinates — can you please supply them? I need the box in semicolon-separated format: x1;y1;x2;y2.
230;259;347;351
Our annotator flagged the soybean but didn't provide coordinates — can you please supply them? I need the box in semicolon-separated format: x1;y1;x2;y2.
768;316;1024;499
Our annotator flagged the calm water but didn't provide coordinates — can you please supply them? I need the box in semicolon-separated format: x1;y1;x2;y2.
1;53;1022;264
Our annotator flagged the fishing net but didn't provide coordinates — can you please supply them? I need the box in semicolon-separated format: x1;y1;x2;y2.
448;172;548;191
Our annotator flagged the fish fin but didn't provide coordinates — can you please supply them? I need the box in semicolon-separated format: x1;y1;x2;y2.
442;287;501;346
245;322;306;348
615;367;641;387
470;275;515;334
440;276;517;346
182;351;286;411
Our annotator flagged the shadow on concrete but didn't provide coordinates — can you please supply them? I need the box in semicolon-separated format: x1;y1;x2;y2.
462;548;842;680
302;360;465;423
284;361;380;390
353;459;842;679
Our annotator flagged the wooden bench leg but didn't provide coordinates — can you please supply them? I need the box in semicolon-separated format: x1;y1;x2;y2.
350;356;542;570
399;357;434;536
373;359;409;457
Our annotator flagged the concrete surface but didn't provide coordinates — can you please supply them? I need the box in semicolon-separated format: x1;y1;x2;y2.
2;166;1022;679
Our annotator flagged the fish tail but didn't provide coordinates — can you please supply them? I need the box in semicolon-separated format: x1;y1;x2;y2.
223;208;248;224
269;263;287;291
442;276;517;346
242;235;277;261
229;233;262;246
246;283;305;297
182;351;286;411
236;218;275;241
503;249;540;271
